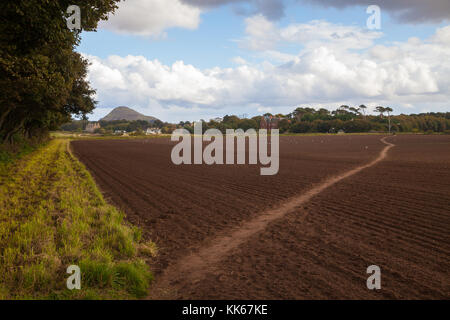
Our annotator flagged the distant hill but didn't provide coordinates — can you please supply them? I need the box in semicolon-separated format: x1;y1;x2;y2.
100;106;159;122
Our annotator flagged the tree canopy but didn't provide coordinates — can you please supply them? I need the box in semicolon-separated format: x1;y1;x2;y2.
0;1;121;143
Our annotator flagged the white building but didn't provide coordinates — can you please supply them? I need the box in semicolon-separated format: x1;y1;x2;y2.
146;128;161;135
85;122;100;133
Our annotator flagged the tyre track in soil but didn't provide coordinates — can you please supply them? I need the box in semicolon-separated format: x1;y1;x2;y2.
148;136;395;299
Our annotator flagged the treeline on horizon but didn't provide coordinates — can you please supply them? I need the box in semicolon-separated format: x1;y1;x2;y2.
178;106;450;134
62;106;450;135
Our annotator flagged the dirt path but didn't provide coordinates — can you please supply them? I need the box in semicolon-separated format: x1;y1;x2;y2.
148;136;395;299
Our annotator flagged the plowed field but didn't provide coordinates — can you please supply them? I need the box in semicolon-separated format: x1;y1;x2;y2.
71;134;450;299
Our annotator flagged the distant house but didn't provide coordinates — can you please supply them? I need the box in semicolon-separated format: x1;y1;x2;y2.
85;122;100;133
260;115;280;130
146;128;161;135
114;130;126;135
213;117;223;123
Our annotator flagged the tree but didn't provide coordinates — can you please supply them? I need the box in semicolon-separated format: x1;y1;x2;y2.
349;107;361;115
0;1;121;143
239;118;258;131
317;108;331;118
385;107;393;133
291;122;311;133
222;115;241;129
332;106;355;121
278;118;291;133
374;106;386;118
292;107;314;121
359;105;367;118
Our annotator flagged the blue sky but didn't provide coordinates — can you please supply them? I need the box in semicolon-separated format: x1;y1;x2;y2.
77;0;450;122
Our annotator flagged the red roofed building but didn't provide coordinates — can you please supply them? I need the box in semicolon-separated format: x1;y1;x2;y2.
260;115;280;130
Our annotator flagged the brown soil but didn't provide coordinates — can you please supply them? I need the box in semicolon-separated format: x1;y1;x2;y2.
71;134;450;299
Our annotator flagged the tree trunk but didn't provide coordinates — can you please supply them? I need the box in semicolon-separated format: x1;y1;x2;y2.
388;112;391;133
0;106;13;131
3;118;25;144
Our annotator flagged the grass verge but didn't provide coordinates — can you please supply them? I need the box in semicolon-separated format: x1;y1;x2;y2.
0;139;156;299
50;131;170;140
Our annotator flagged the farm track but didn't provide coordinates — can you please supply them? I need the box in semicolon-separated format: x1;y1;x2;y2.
71;135;450;299
145;137;395;298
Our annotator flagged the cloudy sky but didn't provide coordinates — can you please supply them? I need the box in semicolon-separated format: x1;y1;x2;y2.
77;0;450;122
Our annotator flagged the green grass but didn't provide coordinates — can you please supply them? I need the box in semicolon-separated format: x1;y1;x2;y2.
0;139;157;299
50;131;170;140
0;137;45;166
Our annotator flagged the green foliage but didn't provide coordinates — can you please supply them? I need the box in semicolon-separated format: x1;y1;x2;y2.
0;134;46;167
291;121;312;133
0;1;121;143
172;108;450;134
79;260;152;298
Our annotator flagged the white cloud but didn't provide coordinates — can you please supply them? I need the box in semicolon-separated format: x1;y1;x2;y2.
100;0;201;37
432;25;450;44
232;56;248;65
242;15;383;52
84;24;450;122
244;14;280;50
257;106;272;113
